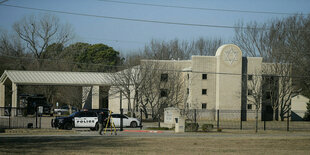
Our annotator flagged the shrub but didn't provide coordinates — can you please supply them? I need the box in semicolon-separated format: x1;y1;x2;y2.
217;128;222;132
147;127;171;130
303;102;310;121
185;123;199;132
202;124;214;132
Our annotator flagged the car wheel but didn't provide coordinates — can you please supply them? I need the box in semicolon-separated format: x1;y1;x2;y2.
64;122;73;130
51;119;54;128
95;123;99;131
130;121;137;128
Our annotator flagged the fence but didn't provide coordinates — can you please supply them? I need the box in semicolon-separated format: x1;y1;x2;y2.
0;107;52;129
182;109;310;131
1;107;309;131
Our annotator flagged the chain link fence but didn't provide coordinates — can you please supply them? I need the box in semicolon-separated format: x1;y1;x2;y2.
182;109;310;131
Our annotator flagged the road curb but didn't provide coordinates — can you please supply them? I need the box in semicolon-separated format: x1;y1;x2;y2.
124;130;163;133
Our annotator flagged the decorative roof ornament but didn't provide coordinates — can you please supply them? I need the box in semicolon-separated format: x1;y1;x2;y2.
224;46;238;65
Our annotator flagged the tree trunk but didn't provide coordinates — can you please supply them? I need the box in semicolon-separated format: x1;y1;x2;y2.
127;91;132;117
255;109;258;133
158;113;161;128
273;109;277;121
142;106;148;119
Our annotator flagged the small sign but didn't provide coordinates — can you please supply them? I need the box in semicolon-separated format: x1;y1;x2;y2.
38;106;43;114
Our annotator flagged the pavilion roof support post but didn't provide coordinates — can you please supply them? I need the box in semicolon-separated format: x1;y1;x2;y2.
82;86;92;110
11;83;18;116
0;83;5;116
92;85;100;110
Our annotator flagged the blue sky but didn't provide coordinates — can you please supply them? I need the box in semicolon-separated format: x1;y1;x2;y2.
0;0;309;54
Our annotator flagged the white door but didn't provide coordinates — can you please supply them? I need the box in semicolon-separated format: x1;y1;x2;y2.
74;112;97;127
74;112;85;127
111;115;120;127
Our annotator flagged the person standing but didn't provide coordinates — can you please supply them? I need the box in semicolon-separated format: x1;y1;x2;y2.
98;111;105;135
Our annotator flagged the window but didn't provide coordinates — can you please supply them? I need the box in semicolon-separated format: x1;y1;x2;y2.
248;75;253;81
202;89;207;95
248;89;253;96
202;74;207;80
75;112;86;117
85;112;97;117
202;103;207;109
187;88;189;94
160;89;168;97
247;104;252;110
161;74;168;82
187;74;189;79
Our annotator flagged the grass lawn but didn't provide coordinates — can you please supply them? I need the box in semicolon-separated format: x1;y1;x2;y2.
0;133;310;154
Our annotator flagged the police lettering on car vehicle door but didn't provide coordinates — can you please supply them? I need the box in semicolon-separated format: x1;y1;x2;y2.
75;111;97;127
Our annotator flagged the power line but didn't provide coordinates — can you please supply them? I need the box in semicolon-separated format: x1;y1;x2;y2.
0;4;240;29
1;54;310;78
99;0;306;16
0;3;308;32
82;36;147;44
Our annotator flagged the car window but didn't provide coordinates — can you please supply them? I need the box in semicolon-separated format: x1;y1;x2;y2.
85;111;97;117
122;115;128;119
75;112;85;117
111;114;119;118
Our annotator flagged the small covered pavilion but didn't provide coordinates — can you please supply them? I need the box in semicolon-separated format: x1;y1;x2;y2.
0;70;113;116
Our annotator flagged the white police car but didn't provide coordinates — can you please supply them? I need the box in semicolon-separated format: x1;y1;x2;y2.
51;111;99;130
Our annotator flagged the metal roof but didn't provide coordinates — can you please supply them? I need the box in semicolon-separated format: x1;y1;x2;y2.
0;70;112;85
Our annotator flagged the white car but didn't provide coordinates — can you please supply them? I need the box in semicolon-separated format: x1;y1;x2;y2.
110;114;140;128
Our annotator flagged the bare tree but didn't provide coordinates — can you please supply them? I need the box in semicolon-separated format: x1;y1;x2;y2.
13;14;74;60
262;63;293;121
142;38;224;60
107;64;148;117
139;61;186;122
247;70;264;132
234;15;310;120
194;37;223;56
0;31;25;57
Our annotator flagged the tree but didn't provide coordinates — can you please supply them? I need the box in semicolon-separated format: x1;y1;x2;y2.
233;15;309;120
107;66;145;117
247;70;264;132
75;43;122;72
0;30;25;57
304;101;310;121
193;37;223;56
13;14;74;60
262;63;292;121
142;38;225;60
138;61;186;122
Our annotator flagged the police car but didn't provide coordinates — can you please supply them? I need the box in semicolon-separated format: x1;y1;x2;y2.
51;111;99;130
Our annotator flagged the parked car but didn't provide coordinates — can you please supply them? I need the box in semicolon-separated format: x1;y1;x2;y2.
110;114;140;128
88;108;110;117
51;111;98;130
54;105;78;115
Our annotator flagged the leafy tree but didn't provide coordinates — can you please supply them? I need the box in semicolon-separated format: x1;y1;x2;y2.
42;43;64;59
75;43;122;72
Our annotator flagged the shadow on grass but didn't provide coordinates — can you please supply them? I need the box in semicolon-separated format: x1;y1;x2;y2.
0;136;141;154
